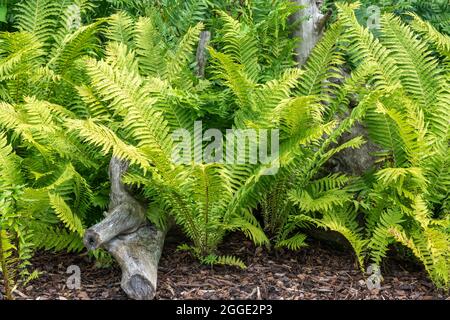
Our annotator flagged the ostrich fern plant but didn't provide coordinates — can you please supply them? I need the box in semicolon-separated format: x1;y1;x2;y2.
339;3;449;288
282;2;449;289
0;0;112;285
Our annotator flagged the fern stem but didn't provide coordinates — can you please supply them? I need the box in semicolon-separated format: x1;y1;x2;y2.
202;167;209;255
0;229;13;300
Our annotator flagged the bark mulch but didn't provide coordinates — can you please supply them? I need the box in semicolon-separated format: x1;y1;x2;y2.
2;234;449;300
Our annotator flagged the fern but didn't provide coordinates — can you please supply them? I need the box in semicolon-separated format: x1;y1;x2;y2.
202;254;246;269
0;225;16;300
32;223;84;253
48;193;84;236
0;0;448;291
0;1;110;271
275;3;450;289
409;13;450;58
276;233;308;251
15;0;61;47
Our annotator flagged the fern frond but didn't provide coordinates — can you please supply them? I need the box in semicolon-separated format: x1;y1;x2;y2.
276;233;308;251
297;21;345;101
15;0;61;47
32;223;84;253
336;2;399;88
368;209;404;265
209;47;256;111
389;225;449;288
66;118;150;170
216;11;260;82
48;193;84;236
166;22;203;84
320;208;367;269
409;13;450;58
380;13;443;109
0;132;24;186
134;16;166;77
48;20;104;74
203;254;246;269
0;228;16;300
288;188;350;213
105;12;135;46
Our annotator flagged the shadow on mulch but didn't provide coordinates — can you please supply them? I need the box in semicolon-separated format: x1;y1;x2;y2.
2;233;449;300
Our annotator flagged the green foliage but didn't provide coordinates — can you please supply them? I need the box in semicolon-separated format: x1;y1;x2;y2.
0;0;448;291
282;2;449;289
0;0;110;289
323;0;450;35
0;188;21;300
68;15;267;263
1;0;300;271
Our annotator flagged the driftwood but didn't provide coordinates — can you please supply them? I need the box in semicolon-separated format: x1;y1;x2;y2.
83;157;166;300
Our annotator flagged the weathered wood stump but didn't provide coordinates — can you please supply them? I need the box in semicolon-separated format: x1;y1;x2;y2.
83;157;166;300
196;30;211;78
291;0;331;65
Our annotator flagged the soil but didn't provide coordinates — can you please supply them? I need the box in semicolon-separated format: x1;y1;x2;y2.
2;234;449;300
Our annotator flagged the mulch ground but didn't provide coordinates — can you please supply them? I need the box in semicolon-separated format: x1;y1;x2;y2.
2;234;449;300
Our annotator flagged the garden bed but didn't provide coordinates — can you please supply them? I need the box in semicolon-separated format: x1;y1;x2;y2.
4;235;448;300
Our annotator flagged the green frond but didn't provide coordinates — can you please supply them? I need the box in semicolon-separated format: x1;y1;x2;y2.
48;193;84;236
105;12;135;46
409;13;450;58
32;223;84;253
134;16;166;77
248;68;303;129
145;78;198;130
216;11;260;82
66;118;150;170
0;32;44;81
289;188;350;213
409;195;432;229
0;132;24;186
274;95;324;138
209;47;256;111
368;209;404;265
423;140;449;207
376;167;427;190
389;225;449;288
48;20;104;74
276;233;308;251
297;21;345;99
76;84;111;118
226;215;269;246
15;0;61;47
320;208;367;269
202;254;246;269
336;2;399;88
380;13;443;109
166;22;203;84
0;228;17;300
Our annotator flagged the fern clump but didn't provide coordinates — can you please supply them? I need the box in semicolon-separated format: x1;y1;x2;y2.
282;2;449;289
0;0;112;285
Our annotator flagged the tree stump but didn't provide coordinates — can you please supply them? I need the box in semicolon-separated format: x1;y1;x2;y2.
83;157;166;300
291;0;331;65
